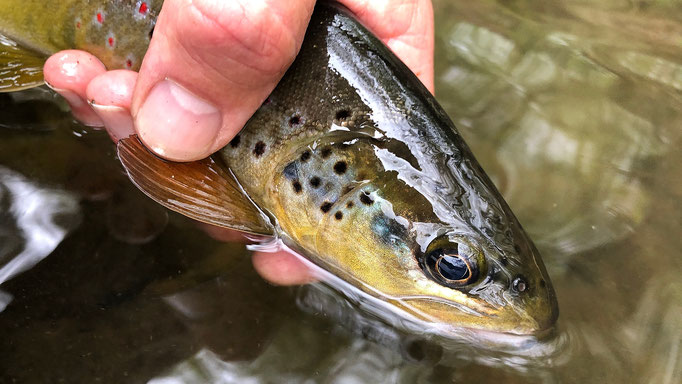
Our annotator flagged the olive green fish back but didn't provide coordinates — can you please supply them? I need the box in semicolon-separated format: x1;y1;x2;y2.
0;0;159;91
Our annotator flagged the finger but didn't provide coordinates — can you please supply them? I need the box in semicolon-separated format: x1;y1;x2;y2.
198;223;317;285
43;50;107;126
131;0;317;161
252;249;317;286
86;70;138;142
340;0;434;93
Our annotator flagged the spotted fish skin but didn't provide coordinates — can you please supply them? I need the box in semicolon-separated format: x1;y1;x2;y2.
0;0;159;71
1;0;559;337
220;3;558;336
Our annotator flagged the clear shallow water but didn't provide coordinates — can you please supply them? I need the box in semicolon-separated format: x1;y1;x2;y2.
1;0;681;382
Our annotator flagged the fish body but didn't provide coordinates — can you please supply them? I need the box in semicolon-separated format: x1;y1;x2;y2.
218;3;557;336
1;1;558;338
0;0;158;90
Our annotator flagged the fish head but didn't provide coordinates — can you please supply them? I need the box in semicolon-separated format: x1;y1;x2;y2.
298;138;559;340
401;222;559;338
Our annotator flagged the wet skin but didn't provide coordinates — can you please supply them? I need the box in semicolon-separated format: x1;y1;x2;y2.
1;1;557;336
214;3;558;336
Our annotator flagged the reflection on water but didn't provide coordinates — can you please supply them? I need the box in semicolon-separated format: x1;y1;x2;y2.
0;166;80;286
1;0;681;383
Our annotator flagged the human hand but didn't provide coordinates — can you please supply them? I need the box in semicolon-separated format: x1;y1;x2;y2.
43;0;434;285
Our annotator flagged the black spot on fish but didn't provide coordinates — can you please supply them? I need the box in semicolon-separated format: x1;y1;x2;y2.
292;180;302;193
289;115;302;126
320;201;332;213
300;150;311;162
336;109;351;120
253;141;266;157
346;201;354;209
321;147;332;158
360;191;373;205
335;211;343;220
333;161;347;174
229;135;240;148
310;177;321;188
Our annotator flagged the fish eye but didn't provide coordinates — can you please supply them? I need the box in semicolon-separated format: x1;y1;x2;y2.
421;236;485;289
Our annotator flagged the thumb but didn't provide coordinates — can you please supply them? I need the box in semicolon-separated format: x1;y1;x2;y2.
132;0;316;161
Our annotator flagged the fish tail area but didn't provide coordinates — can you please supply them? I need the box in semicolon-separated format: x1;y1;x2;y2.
0;35;47;92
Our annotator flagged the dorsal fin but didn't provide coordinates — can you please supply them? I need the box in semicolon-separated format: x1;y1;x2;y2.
0;35;46;92
117;136;274;236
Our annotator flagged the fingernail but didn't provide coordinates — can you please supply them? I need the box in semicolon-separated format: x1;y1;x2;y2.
46;82;104;127
136;79;221;160
90;102;135;142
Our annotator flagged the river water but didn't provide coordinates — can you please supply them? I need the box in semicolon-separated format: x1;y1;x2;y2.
0;0;680;382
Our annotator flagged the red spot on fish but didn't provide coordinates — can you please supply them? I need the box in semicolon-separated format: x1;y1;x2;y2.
126;59;133;68
76;22;81;29
108;37;114;47
97;13;103;23
139;2;148;14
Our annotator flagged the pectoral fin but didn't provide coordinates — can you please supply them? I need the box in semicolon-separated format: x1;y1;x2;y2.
0;36;46;92
117;136;274;236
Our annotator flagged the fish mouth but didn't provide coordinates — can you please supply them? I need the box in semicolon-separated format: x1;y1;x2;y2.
399;296;558;341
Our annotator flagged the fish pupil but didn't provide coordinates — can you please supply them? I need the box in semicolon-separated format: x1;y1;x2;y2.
423;243;479;288
437;254;469;281
513;276;529;293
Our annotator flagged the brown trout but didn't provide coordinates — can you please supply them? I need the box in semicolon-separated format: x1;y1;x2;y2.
0;1;558;339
